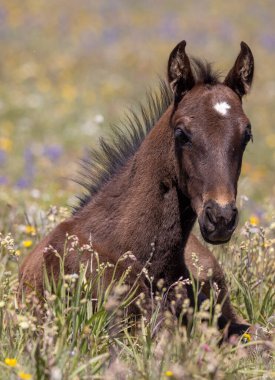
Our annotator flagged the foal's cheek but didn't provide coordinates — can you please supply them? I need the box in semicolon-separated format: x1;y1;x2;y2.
190;197;204;217
189;181;204;214
184;178;204;216
228;155;242;191
178;151;204;213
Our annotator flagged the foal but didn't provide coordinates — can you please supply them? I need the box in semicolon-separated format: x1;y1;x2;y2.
19;40;254;335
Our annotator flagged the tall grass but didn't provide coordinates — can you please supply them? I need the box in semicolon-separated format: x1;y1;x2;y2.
0;206;274;379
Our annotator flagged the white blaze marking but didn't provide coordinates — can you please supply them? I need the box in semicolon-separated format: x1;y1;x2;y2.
214;102;231;116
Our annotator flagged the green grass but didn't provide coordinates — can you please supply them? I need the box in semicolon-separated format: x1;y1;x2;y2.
0;206;274;379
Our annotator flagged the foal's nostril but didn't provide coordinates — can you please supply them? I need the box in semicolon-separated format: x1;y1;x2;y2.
204;208;216;232
206;207;217;224
227;207;238;230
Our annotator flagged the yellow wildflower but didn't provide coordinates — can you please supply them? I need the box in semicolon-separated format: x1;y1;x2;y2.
18;372;32;380
165;371;174;377
0;137;12;152
15;250;21;256
25;225;36;235
4;358;17;367
249;215;259;226
61;84;76;102
22;240;33;248
242;333;251;343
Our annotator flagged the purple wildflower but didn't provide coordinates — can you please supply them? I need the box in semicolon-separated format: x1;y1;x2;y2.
43;145;63;162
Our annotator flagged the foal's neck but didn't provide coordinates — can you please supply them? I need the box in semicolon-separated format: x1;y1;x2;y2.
78;107;196;280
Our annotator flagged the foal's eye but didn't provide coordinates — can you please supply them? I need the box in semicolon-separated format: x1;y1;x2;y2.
174;128;191;146
243;124;253;146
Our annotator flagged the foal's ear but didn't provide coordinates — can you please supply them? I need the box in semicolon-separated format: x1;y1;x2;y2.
167;40;195;103
224;42;254;98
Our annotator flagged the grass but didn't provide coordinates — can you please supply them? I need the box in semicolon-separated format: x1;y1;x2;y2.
0;205;274;379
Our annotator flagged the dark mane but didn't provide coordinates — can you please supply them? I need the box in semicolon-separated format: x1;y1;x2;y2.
191;58;221;85
73;59;219;213
73;80;173;213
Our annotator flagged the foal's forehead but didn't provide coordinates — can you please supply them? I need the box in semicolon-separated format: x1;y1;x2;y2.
177;84;246;122
207;85;242;116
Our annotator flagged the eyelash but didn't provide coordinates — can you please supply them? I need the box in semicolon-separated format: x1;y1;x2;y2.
243;125;253;146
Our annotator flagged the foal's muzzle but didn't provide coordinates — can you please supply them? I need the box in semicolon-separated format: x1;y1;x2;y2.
199;200;239;244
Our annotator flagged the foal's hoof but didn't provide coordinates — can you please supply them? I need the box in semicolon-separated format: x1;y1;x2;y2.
226;322;250;338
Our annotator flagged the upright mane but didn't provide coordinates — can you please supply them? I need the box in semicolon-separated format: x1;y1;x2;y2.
73;59;220;213
191;58;221;85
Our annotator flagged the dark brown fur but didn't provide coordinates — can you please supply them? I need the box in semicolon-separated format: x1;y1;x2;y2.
19;41;255;335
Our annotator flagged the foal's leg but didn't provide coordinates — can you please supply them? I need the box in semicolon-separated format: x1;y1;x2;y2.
184;234;250;336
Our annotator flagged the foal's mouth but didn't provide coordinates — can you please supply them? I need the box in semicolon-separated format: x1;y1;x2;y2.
199;225;233;245
198;200;239;245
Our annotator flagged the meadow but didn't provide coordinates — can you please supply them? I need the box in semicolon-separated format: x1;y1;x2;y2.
0;1;274;379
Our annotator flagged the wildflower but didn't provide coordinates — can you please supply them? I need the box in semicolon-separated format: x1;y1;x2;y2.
22;240;33;248
242;332;251;343
30;189;40;199
4;358;17;367
0;175;7;185
249;215;259;226
25;225;36;235
105;297;119;312
94;114;104;124
0;233;15;250
63;273;79;281
16;178;31;189
122;251;137;261
43;145;63;162
19;321;30;329
0;137;12;152
83;326;91;335
157;278;165;290
201;343;211;352
50;367;62;380
191;251;203;275
114;284;129;296
15;250;21;256
18;372;32;380
165;370;174;377
61;84;76;102
142;267;149;277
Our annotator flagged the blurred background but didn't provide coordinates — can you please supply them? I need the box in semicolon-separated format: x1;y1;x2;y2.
0;0;274;227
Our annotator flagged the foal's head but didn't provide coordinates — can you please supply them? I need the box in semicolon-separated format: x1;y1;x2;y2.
168;41;254;244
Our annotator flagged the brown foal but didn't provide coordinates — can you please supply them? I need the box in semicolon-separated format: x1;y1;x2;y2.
19;40;255;336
